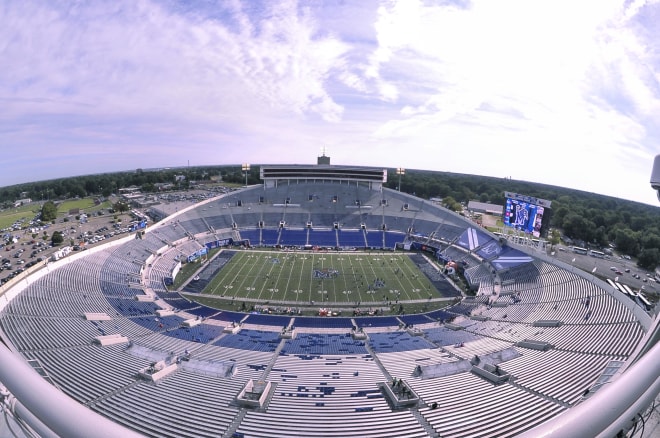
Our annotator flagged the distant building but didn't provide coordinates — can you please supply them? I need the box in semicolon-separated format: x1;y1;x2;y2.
13;198;32;208
131;196;159;208
467;201;503;216
119;187;141;203
119;187;140;195
154;183;174;191
260;163;386;190
317;152;331;165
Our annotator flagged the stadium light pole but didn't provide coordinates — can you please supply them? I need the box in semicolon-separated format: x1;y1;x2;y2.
396;168;405;192
242;164;250;187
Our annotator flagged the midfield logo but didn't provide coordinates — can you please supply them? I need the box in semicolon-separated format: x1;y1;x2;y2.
312;268;339;279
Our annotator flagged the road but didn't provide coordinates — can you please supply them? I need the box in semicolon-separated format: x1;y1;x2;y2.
550;247;658;299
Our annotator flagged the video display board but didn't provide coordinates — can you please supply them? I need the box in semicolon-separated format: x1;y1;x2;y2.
503;198;545;237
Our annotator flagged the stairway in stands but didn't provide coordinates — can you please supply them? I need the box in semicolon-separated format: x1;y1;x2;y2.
410;408;440;438
363;339;393;382
507;379;572;409
259;337;288;380
223;409;248;438
85;380;143;408
365;340;440;437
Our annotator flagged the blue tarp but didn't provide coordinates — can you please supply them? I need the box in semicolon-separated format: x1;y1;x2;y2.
490;247;533;271
456;228;494;251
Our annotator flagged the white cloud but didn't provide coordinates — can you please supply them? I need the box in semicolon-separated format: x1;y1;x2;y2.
0;0;350;125
0;0;658;205
356;0;660;204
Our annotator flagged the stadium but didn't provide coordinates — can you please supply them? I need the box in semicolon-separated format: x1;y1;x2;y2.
0;160;658;438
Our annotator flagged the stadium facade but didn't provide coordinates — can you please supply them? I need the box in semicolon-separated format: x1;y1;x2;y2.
0;162;658;438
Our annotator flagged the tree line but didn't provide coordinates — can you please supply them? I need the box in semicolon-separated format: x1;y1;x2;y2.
385;169;660;270
0;165;261;205
1;165;658;269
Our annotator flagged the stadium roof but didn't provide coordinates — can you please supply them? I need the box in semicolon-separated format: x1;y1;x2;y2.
260;164;387;188
467;201;504;215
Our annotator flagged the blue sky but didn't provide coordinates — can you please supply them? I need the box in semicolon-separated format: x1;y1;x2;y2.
1;0;659;205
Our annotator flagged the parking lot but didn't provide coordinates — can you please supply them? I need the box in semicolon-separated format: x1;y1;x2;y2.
0;188;230;287
551;246;658;299
0;200;135;286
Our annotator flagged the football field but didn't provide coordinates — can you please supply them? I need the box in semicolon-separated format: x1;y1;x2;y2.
200;250;440;305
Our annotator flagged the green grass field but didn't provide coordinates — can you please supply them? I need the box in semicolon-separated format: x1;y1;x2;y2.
56;198;112;215
200;251;439;306
0;204;40;230
57;198;98;212
0;198;113;231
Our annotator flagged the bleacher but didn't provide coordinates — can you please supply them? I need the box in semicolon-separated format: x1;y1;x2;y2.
92;369;245;438
210;310;247;323
184;305;221;318
309;229;339;247
415;373;566;438
213;329;282;352
336;229;365;248
398;314;435;326
131;314;185;332
238;228;261;245
279;228;309;246
178;218;209;235
293;317;355;329
423;327;480;347
368;332;436;353
365;230;384;248
260;229;280;246
0;182;651;438
163;324;225;343
243;313;292;327
280;334;368;356
354;316;401;328
425;309;455;322
104;298;160;317
383;231;406;249
237;353;427;438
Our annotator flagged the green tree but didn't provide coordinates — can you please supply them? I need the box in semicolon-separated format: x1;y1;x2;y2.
443;196;462;213
70;184;86;198
51;231;64;246
641;233;660;251
550;229;561;247
84;179;98;195
436;183;451;198
40;201;58;222
637;248;660;270
593;226;607;247
614;228;639;255
113;201;130;213
630;217;646;232
562;213;594;242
